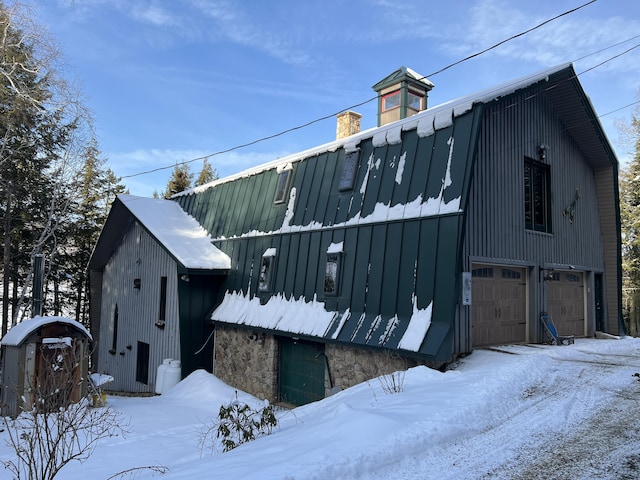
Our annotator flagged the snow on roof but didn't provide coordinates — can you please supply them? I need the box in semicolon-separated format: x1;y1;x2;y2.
212;289;436;353
212;291;337;338
118;194;231;270
177;63;571;198
1;316;92;346
405;66;435;87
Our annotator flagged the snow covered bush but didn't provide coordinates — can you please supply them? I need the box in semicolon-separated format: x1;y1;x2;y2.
201;392;278;453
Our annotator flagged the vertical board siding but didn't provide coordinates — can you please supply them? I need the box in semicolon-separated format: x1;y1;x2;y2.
461;89;609;345
594;167;622;334
98;223;180;393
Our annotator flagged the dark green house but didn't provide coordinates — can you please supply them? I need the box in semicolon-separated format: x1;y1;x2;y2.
89;64;622;404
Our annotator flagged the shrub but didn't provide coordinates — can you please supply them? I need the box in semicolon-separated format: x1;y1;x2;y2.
201;392;278;453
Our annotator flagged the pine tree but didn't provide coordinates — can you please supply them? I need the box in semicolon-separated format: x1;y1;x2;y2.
51;141;125;324
619;102;640;335
0;3;96;330
164;163;194;198
195;158;219;186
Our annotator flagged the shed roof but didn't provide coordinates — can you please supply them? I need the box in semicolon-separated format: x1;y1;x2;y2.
89;195;231;272
1;316;92;346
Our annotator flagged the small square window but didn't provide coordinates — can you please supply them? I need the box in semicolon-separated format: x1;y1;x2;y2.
408;91;423;110
259;248;276;292
324;253;342;295
339;151;359;191
382;91;400;111
274;169;291;204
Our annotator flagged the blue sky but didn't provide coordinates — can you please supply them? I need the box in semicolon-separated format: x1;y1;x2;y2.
25;0;640;197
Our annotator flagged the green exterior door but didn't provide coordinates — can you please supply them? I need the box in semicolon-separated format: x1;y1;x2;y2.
279;338;325;406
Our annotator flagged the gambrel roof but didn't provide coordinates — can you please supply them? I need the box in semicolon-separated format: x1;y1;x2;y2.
172;64;619;360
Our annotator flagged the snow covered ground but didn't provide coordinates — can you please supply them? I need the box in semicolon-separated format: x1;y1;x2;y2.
2;337;640;480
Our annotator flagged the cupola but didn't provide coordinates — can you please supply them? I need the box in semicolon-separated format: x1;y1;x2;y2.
372;67;434;127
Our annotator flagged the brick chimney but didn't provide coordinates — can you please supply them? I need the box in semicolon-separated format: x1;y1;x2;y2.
336;110;362;139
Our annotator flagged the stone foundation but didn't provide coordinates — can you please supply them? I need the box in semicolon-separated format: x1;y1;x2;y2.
213;326;278;402
324;344;424;393
213;325;428;403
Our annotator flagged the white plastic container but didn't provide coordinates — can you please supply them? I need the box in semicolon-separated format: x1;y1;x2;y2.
162;360;182;393
155;358;173;394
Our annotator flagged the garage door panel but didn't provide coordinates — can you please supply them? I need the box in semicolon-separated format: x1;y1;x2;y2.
472;265;527;347
547;271;584;337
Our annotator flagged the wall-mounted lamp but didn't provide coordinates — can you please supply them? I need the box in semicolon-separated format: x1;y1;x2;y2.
133;278;141;289
537;144;548;162
539;267;554;282
180;274;190;282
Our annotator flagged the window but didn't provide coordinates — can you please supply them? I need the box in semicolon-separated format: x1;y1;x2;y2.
472;267;493;278
382;90;400;111
274;169;291;204
566;273;580;282
407;91;423;110
502;268;521;279
524;158;552;233
339;151;359;191
136;341;150;384
259;248;276;292
109;304;118;355
158;276;167;322
324;252;342;295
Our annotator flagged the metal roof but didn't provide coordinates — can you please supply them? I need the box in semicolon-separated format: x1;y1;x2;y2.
157;64;617;361
89;195;230;272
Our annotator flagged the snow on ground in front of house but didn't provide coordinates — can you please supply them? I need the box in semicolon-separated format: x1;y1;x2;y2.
2;337;640;480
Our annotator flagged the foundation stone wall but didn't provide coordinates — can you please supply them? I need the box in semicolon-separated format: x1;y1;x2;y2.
324;344;425;394
213;326;278;403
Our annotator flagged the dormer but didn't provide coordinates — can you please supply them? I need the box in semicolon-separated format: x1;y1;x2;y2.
372;67;434;127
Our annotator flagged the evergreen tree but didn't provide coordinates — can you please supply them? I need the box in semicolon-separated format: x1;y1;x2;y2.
164;163;194;198
51;141;125;324
0;2;96;330
195;158;219;186
618;101;640;335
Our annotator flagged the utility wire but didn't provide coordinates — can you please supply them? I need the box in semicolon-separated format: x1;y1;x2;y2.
123;0;600;180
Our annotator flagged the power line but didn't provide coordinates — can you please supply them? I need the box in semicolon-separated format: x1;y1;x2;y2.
123;0;600;180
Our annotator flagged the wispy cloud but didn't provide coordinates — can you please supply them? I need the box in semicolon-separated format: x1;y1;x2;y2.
108;147;294;197
62;0;313;66
438;0;640;73
360;0;640;75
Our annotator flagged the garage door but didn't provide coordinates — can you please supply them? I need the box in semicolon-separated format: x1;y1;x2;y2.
547;271;584;337
472;265;527;347
279;338;325;406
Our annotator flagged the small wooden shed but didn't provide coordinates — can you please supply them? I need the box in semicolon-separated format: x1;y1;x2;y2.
0;316;92;417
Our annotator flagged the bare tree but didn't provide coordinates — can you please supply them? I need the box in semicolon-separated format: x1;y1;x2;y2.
0;1;96;329
1;343;128;480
